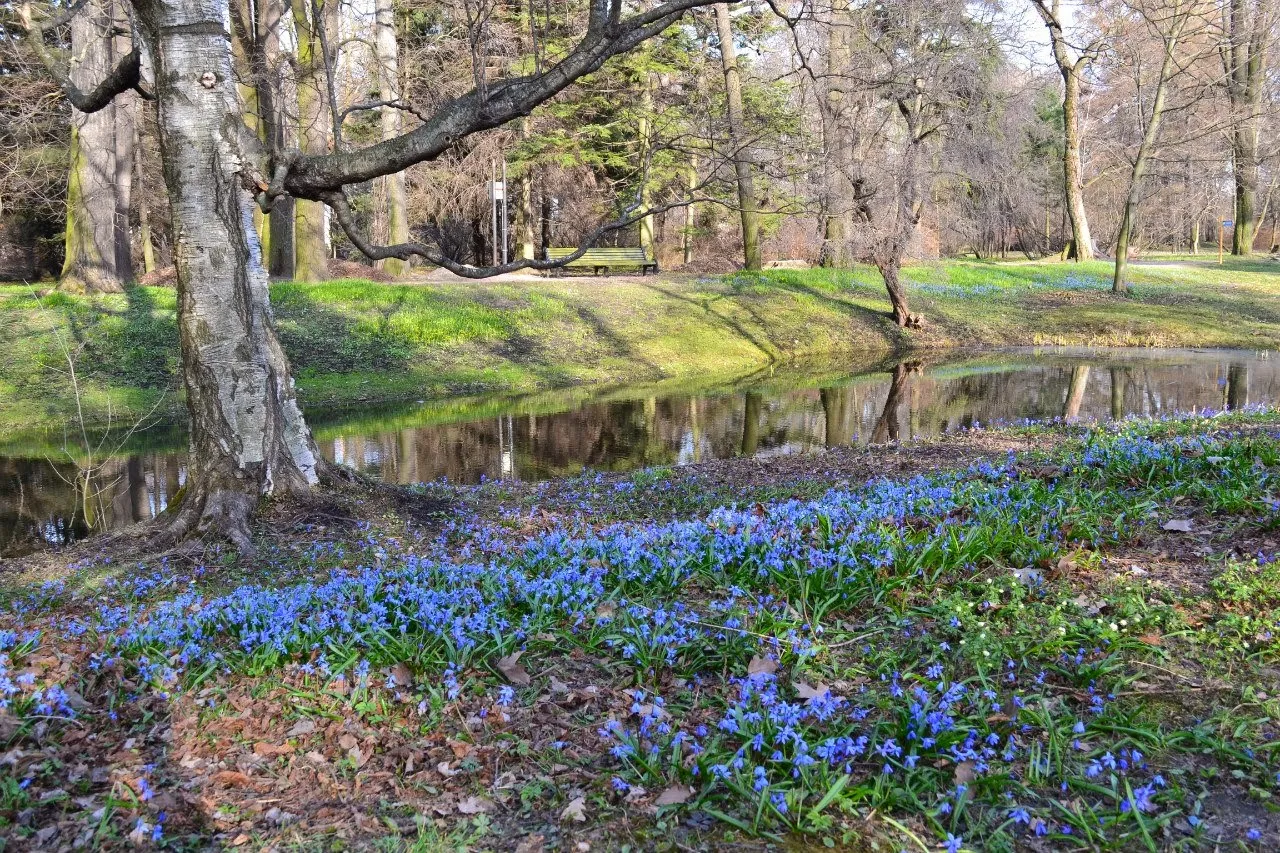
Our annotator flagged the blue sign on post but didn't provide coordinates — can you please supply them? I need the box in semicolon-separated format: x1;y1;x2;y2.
1223;220;1234;228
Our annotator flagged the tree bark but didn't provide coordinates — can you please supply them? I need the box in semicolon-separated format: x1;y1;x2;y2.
256;0;294;277
292;0;334;281
135;142;157;274
1034;0;1095;262
516;117;536;260
682;154;697;265
1225;0;1269;256
878;257;911;327
132;0;320;549
637;73;656;258
61;0;130;293
820;0;853;267
714;4;760;271
373;0;408;276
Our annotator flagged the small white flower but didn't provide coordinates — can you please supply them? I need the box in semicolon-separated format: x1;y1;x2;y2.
1109;622;1119;632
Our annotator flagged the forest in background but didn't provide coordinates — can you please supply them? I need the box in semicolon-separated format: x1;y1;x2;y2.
2;0;1278;291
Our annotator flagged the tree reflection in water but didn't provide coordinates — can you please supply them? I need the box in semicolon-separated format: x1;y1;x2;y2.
3;349;1277;556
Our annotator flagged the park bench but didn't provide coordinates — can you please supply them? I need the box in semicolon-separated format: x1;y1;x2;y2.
545;246;658;275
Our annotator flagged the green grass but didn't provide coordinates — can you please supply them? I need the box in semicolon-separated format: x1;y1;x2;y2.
2;256;1277;433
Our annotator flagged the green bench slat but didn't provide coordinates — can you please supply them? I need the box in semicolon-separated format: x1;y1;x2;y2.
545;247;657;273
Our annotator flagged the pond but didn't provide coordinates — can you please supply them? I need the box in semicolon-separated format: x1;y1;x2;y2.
0;347;1272;558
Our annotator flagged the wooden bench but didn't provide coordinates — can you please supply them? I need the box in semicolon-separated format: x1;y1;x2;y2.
546;246;658;275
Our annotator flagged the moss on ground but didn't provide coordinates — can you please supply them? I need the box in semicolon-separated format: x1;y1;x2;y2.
2;257;1277;432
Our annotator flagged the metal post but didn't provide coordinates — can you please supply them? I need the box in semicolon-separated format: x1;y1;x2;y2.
501;159;509;266
1219;220;1224;265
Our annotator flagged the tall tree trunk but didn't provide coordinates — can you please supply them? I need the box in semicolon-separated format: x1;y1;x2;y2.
820;0;852;267
714;4;760;271
1034;0;1095;261
878;257;911;327
133;0;320;549
540;191;553;256
637;73;655;258
292;0;333;282
682;154;697;265
516;118;536;260
373;0;408;276
135;143;157;274
1060;67;1094;261
1225;0;1269;256
113;89;136;279
1114;8;1185;293
256;0;294;277
62;0;128;293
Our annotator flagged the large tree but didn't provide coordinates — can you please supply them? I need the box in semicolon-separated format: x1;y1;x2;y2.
22;0;725;547
1222;0;1274;255
1031;0;1105;261
59;0;135;292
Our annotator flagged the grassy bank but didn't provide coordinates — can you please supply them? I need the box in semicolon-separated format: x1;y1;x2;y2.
3;409;1280;848
2;257;1277;430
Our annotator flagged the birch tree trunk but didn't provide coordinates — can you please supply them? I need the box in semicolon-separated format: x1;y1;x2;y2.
132;0;320;549
62;0;128;293
714;3;760;271
373;0;408;276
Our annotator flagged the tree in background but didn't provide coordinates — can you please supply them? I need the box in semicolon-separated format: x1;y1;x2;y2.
59;0;136;292
714;3;760;270
1032;0;1107;261
1222;0;1275;255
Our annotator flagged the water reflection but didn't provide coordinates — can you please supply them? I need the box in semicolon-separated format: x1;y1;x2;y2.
1;348;1273;558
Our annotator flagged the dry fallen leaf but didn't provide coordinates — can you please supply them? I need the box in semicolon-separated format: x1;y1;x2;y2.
497;651;532;686
212;770;252;787
747;656;777;677
437;761;461;778
560;796;588;822
794;681;831;701
1137;633;1163;646
655;785;692;806
549;677;571;694
448;739;474;759
458;796;495;815
286;719;316;737
954;761;976;784
252;742;291;757
1162;519;1195;533
388;661;414;688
